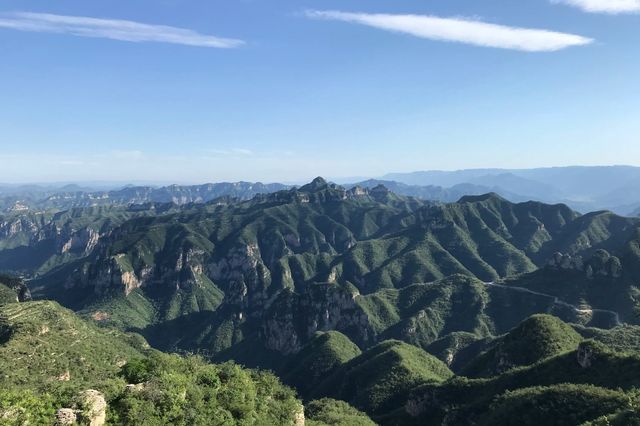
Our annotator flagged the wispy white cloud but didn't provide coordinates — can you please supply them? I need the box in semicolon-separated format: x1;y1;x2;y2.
58;159;86;166
111;150;145;160
232;148;254;156
0;11;244;48
206;148;254;157
551;0;640;14
305;10;593;52
0;150;374;184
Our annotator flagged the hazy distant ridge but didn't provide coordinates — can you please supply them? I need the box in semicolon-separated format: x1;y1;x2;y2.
381;165;640;215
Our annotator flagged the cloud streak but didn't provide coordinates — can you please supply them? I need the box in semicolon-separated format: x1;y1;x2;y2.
305;10;593;52
0;11;244;48
206;148;254;157
551;0;640;14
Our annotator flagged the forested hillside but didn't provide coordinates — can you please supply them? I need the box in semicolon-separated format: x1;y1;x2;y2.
2;179;640;424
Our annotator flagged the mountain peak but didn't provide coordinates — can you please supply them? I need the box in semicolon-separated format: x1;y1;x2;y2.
457;192;506;203
300;177;329;192
370;184;390;193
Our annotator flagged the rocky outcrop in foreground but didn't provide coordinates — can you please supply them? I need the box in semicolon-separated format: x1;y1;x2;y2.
55;390;106;426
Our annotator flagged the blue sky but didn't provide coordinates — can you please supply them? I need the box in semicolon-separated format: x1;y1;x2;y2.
0;0;639;183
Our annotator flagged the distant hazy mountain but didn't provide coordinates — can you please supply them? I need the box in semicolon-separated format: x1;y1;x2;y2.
0;181;289;212
349;179;529;203
382;166;640;215
4;165;640;216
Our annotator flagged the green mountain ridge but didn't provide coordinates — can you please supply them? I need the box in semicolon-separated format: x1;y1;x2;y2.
2;178;640;424
461;314;583;377
14;181;640;373
266;314;640;424
0;299;372;425
28;180;640;315
312;339;454;415
399;338;640;425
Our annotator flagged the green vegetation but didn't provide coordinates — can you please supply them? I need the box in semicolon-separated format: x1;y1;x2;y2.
0;274;29;303
0;301;147;395
282;331;362;397
353;274;584;360
296;314;640;423
500;267;639;328
0;389;57;425
314;340;453;415
0;283;17;304
398;339;640;425
463;314;583;377
479;384;634;426
575;324;640;352
2;181;640;424
111;354;302;425
305;398;376;426
15;183;640;363
583;407;640;426
0;301;306;425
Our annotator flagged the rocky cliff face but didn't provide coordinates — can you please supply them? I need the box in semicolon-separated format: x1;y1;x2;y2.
0;215;100;253
0;208;150;275
0;216;39;240
547;249;623;279
64;245;210;297
209;243;273;312
261;283;371;355
58;227;100;255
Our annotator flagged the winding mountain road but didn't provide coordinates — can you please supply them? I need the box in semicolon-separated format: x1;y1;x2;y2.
484;282;622;327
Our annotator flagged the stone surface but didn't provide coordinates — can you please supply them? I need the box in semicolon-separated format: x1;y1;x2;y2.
577;342;595;368
55;408;77;425
76;390;107;426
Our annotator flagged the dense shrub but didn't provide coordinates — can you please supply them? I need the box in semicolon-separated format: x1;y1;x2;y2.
306;398;376;426
479;384;633;426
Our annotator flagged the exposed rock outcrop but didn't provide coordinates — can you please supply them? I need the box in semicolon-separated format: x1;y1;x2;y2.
59;227;100;255
75;390;107;426
125;382;147;393
547;250;623;279
404;388;439;418
63;244;209;296
55;390;107;426
209;243;272;313
577;341;596;368
261;283;371;355
0;275;31;302
294;403;305;426
55;408;77;425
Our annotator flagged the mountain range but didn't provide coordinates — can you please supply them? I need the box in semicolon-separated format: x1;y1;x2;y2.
0;182;288;212
381;166;640;215
1;176;640;424
4;166;640;216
